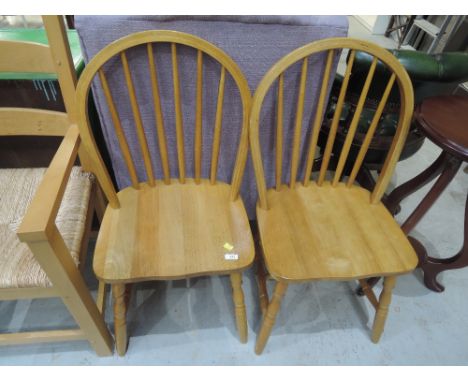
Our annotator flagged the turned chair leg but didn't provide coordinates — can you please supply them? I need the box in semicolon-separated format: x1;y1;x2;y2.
230;273;248;343
255;281;288;355
255;255;269;316
371;276;397;343
112;283;128;356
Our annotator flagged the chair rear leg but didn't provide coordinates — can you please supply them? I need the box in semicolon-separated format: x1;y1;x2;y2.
255;281;288;355
230;273;248;343
112;283;128;356
255;254;269;316
371;276;397;343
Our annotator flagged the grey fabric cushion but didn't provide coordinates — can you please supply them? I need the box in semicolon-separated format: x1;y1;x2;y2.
75;15;348;218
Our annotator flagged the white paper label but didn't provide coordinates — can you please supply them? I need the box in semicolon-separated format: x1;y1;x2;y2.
224;253;239;260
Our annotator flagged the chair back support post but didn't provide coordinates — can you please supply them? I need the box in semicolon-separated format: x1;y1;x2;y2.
42;15;94;172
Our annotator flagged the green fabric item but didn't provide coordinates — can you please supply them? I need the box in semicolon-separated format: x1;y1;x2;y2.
352;49;468;84
0;28;83;80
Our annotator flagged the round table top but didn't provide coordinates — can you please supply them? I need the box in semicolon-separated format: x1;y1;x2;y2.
415;95;468;161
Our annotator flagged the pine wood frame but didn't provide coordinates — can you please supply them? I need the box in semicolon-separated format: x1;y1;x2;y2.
75;30;253;355
0;16;112;356
249;38;415;354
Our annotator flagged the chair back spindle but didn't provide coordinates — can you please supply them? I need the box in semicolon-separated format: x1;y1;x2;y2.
249;38;414;210
121;51;155;186
318;49;356;186
210;66;226;184
76;31;251;208
147;42;171;184
289;57;308;189
303;49;335;186
275;73;284;191
194;50;203;184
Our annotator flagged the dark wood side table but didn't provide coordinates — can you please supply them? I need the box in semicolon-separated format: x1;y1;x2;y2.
385;95;468;292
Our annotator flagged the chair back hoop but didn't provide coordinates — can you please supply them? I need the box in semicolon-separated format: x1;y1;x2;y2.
76;30;252;209
249;37;414;210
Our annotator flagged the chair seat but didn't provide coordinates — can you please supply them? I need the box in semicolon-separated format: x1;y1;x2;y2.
93;179;255;282
256;182;418;282
0;167;93;288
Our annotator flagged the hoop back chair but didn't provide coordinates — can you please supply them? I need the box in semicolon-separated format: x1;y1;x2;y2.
0;16;112;355
75;31;254;355
249;38;419;354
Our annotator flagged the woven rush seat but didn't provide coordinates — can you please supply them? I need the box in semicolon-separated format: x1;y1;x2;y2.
0;166;93;288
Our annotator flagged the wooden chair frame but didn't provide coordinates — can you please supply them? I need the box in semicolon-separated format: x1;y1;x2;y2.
0;16;112;356
249;38;416;354
75;30;253;355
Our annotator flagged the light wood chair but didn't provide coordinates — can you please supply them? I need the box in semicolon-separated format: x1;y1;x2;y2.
249;38;419;354
0;16;113;356
75;31;254;356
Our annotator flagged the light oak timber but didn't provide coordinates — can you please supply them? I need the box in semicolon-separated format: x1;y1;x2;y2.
121;51;155;186
0;40;55;73
93;180;254;282
194;49;203;184
249;38;417;354
75;30;253;355
0;108;69;136
42;15;92;171
303;49;335;186
0;329;86;346
172;43;186;183
112;284;128;356
318;49;356;185
289;57;308;188
147;43;170;184
256;183;417;281
371;276;397;343
275;74;284;191
0;287;58;301
230;273;248;343
0;16;113;356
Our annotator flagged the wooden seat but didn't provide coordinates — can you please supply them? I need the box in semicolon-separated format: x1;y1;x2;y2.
0;16;112;355
76;30;253;355
94;180;253;282
249;38;418;354
257;183;417;282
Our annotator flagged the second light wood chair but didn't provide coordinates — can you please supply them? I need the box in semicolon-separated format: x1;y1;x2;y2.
249;38;419;354
76;31;254;355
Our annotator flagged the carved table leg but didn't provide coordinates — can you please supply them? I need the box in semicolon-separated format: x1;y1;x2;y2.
355;165;377;193
112;283;128;356
230;273;248;343
401;155;462;235
360;153;462;294
409;193;468;292
371;276;397;343
255;281;288;355
385;151;448;215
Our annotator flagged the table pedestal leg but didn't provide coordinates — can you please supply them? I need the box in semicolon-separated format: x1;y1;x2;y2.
409;193;468;292
358;153;463;294
385;151;448;215
400;155;462;235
